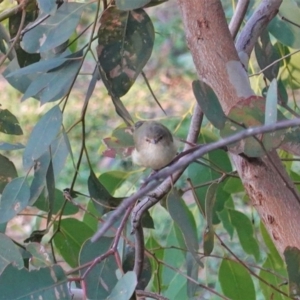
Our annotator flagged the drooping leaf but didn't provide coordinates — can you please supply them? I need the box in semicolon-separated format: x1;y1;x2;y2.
79;237;118;299
122;245;152;290
107;271;137;300
0;233;24;273
8;4;40;67
23;105;62;171
0;264;70;299
46;159;55;224
203;183;217;255
97;7;154;97
0;177;30;224
255;30;281;81
284;246;300;297
265;79;278;125
0;154;18;193
0;109;23;135
186;252;200;297
88;170;122;216
228;209;260;261
22;2;86;53
259;254;289;300
53;218;94;267
219;259;256;300
192;80;226;129
167;190;203;267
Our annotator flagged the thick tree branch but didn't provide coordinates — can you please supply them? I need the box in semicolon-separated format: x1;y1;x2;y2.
177;0;300;255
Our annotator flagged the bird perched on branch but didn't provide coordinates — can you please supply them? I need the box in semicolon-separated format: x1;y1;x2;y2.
132;120;178;170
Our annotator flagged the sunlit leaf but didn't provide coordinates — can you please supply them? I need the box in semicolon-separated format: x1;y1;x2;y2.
265;79;278;125
219;259;255;300
53;218;94;267
26;242;53;267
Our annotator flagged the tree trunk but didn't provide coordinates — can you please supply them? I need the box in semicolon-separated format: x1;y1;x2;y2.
177;0;300;255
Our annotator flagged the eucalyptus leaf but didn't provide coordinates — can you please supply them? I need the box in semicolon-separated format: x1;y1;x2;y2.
0;177;30;224
23;105;62;171
0;109;23;135
0;154;18;193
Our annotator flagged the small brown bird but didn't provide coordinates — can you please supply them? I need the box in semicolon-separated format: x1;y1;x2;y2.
132;120;178;170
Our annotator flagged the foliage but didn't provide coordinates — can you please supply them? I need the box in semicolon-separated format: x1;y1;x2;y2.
0;0;300;299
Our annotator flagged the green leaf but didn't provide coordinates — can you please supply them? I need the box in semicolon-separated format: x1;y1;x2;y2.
219;259;255;300
255;31;281;81
22;3;86;53
79;238;118;299
223;177;244;194
0;177;30;223
228;209;260;261
217;207;234;239
34;188;78;215
203;183;217;255
97;7;154;97
167;190;203;267
122;246;152;290
265;79;278;125
106;271;137;300
284;246;300;297
53;218;94;267
116;0;151;10
259;254;289;300
268;0;300;48
0;154;18;193
46;159;55;224
23;105;62;171
29;151;50;205
260;222;283;267
0;109;23;135
88;170;122;215
0;233;24;273
98;171;131;194
192;80;226;129
186;252;199;297
0;264;70;299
